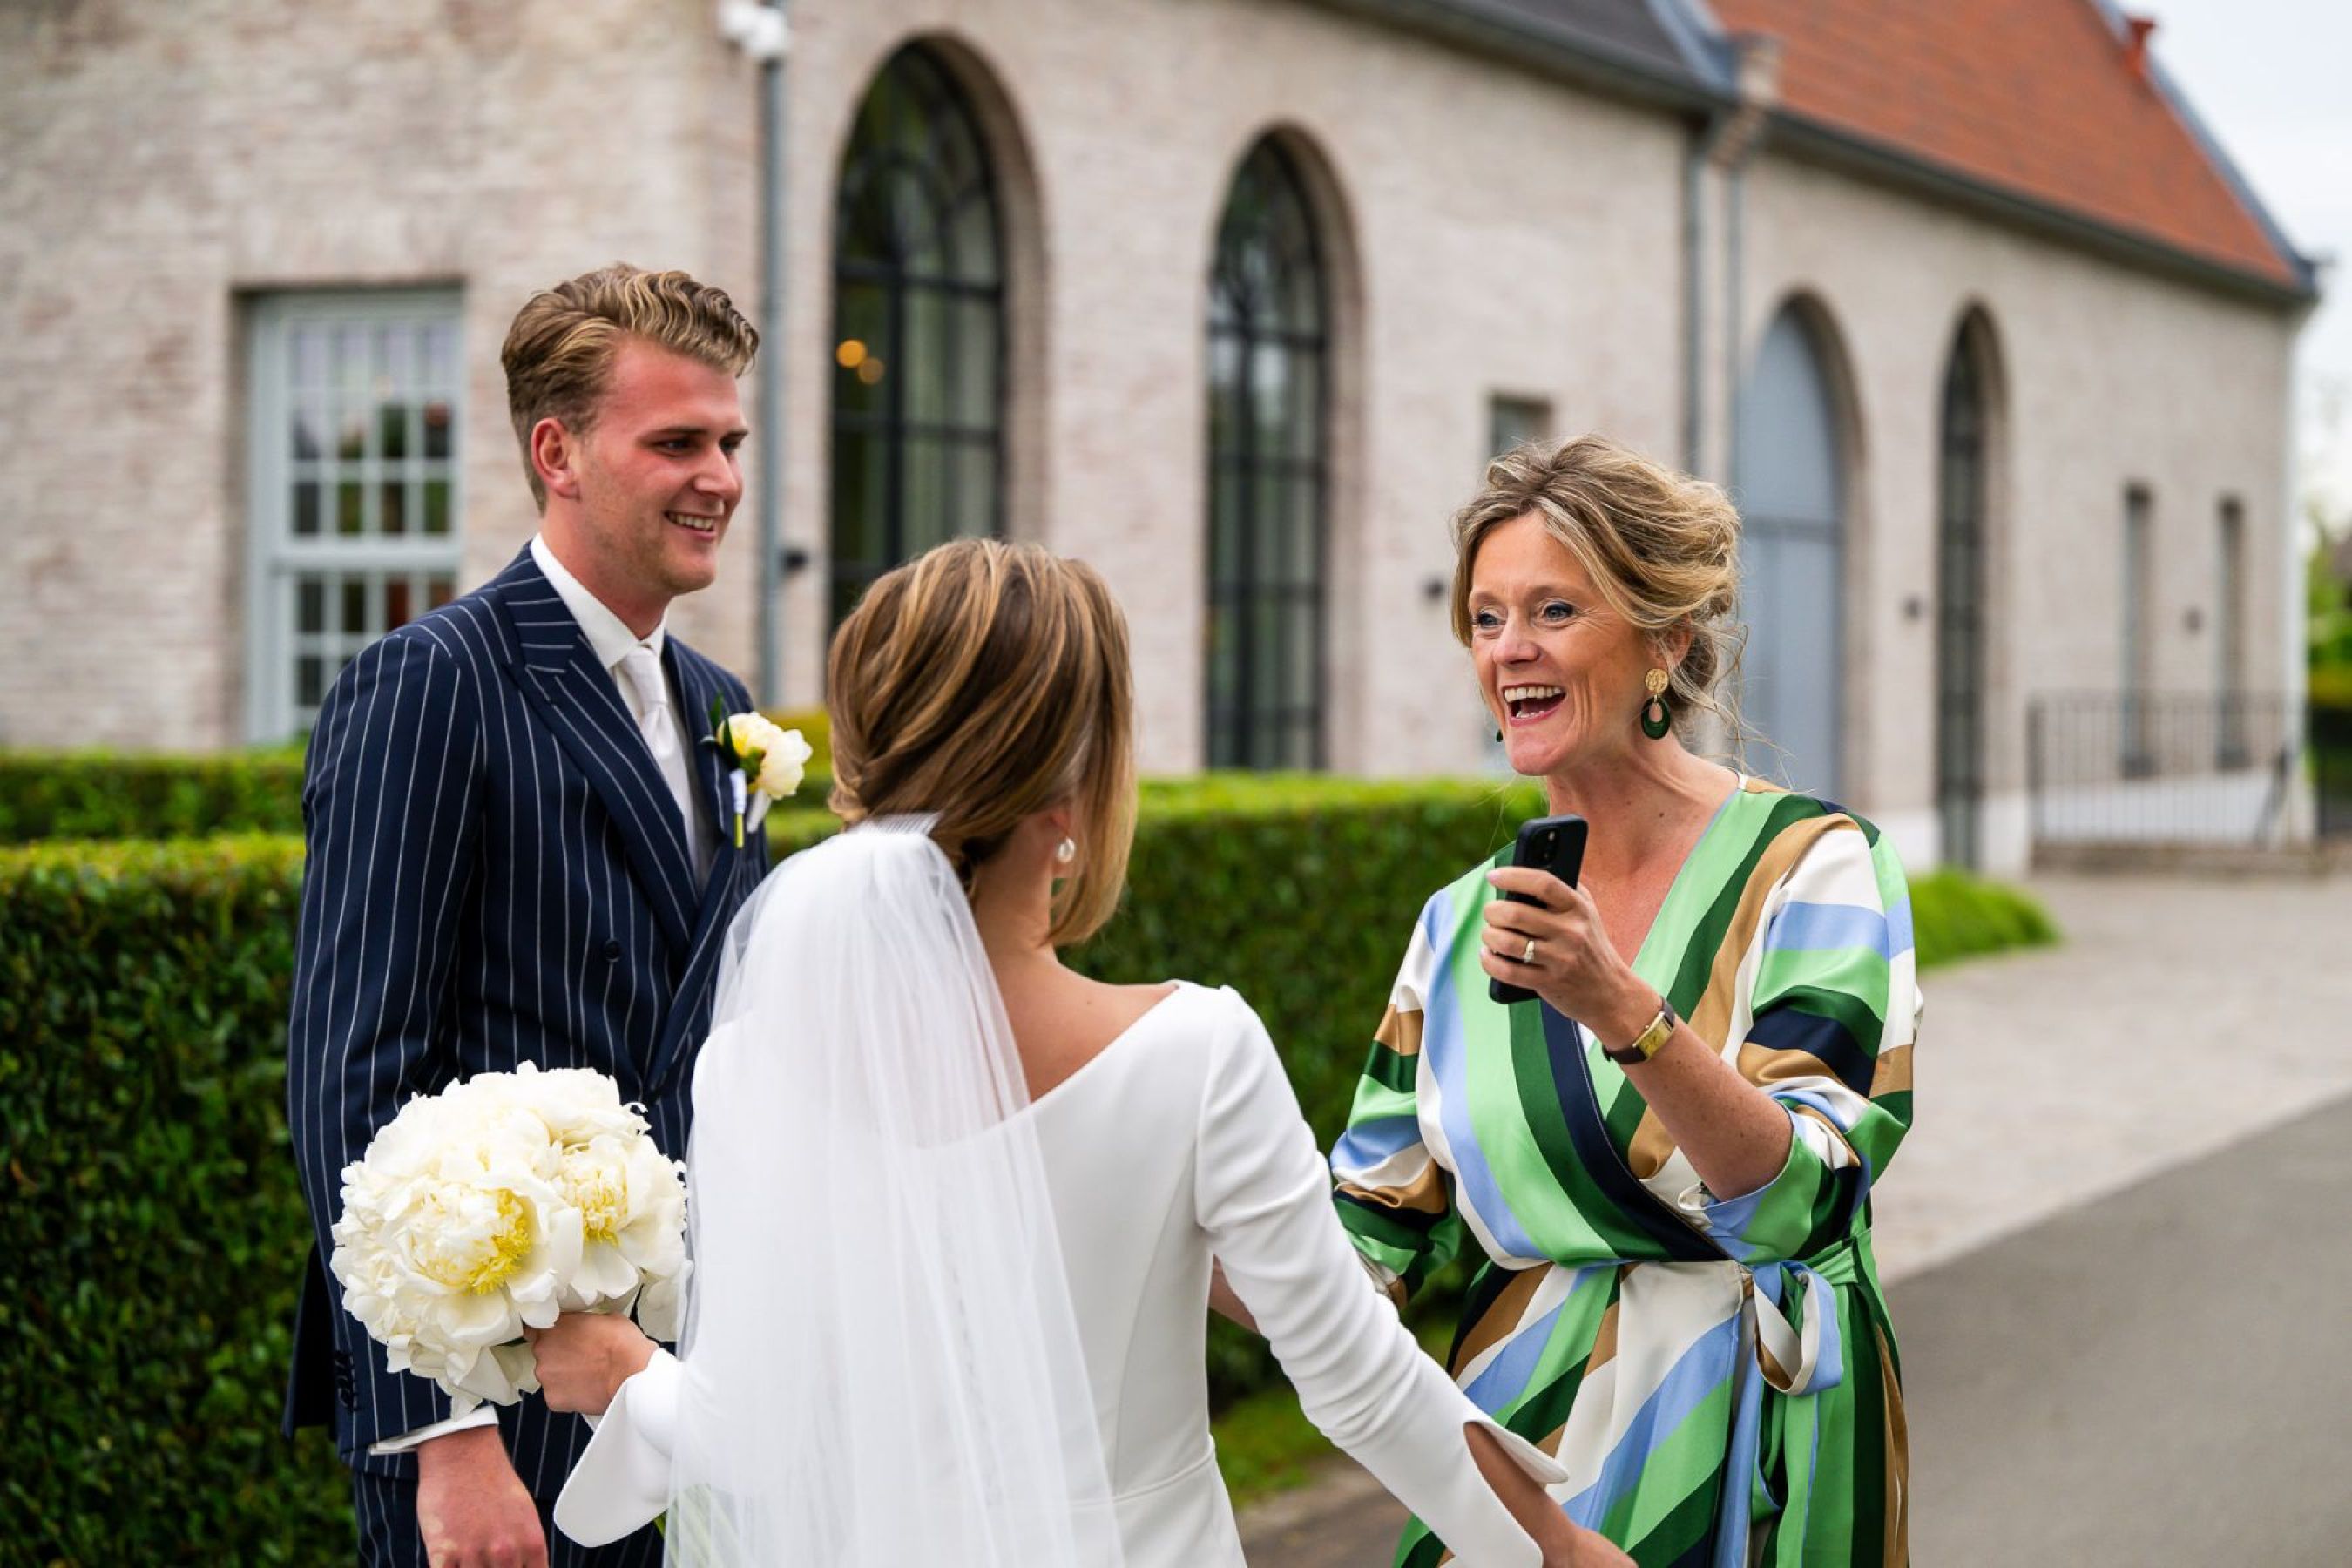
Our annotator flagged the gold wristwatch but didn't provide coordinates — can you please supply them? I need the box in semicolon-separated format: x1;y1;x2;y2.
1601;996;1678;1065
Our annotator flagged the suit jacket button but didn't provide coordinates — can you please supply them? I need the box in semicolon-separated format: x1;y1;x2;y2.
602;939;623;963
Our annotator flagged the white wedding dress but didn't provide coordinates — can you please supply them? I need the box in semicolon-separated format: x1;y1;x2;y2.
553;831;1562;1565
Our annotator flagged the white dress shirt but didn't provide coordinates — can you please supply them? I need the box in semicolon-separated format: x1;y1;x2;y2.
369;537;709;1458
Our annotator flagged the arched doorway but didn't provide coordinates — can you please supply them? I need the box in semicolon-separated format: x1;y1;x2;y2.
1735;301;1849;797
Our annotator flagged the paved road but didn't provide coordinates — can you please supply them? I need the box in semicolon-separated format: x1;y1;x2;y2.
1238;872;2352;1566
1895;1091;2352;1565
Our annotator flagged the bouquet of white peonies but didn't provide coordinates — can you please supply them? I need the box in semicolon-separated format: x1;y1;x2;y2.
328;1063;689;1414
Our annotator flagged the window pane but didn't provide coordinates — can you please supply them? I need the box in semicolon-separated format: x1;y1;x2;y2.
298;578;325;634
425;321;458;391
422;478;450;536
423;400;453;459
338;480;364;536
336;403;368;463
297;655;325;708
293;398;325;460
429;574;455;609
387;578;413;629
382;481;407;536
293;325;328;390
379;401;409;461
341;578;368;635
292;481;321;537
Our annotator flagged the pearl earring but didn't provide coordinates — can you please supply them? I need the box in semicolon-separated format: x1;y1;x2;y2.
1055;837;1076;865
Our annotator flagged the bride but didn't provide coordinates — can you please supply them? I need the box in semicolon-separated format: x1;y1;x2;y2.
528;539;1624;1566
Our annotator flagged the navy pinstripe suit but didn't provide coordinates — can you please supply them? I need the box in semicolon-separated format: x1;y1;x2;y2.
283;547;770;1564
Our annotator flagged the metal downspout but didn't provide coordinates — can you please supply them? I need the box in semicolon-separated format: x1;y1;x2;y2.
719;1;792;703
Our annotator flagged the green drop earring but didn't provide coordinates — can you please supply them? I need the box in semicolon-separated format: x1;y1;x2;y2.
1639;669;1673;740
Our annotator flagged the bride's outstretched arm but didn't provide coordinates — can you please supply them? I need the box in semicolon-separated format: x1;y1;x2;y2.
1194;997;1609;1568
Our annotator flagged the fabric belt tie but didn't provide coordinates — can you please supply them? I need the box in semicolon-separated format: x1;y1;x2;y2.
1746;1236;1861;1398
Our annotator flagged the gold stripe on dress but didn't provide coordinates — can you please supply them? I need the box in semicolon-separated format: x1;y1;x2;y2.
1374;1003;1424;1058
1626;813;1854;1179
1870;1044;1914;1098
1336;1161;1450;1217
1449;1261;1554;1376
1879;1321;1910;1566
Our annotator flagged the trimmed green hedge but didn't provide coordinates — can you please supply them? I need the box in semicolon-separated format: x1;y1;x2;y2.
0;836;344;1561
0;749;308;842
0;715;832;844
3;781;2054;1558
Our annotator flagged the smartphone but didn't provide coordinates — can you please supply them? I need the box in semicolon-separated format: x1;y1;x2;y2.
1488;814;1590;1005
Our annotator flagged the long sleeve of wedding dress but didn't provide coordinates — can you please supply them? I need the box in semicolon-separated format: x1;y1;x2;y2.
556;981;1569;1562
1194;994;1566;1566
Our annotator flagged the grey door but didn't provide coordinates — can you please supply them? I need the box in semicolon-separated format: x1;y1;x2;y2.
1735;306;1845;798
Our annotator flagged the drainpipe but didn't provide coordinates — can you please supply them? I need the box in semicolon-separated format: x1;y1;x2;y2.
718;0;791;704
1712;35;1779;492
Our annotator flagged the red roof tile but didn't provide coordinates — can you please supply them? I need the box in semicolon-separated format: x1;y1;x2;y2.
1706;0;2301;289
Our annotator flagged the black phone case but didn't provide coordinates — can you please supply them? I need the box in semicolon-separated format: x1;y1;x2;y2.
1488;814;1590;1005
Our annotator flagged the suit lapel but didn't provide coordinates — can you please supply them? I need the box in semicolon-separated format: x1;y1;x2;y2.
491;552;699;955
667;643;740;874
645;642;760;1096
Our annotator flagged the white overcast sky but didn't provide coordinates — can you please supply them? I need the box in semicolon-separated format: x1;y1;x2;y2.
2144;0;2352;521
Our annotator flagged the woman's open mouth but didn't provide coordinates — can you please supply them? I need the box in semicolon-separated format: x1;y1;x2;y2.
1502;684;1565;725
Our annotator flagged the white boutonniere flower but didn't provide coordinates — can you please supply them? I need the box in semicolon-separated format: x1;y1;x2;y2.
705;700;814;847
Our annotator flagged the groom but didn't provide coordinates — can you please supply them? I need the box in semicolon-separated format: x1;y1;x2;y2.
284;264;771;1566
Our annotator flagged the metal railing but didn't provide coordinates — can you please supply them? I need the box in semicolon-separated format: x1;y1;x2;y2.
2027;692;2299;848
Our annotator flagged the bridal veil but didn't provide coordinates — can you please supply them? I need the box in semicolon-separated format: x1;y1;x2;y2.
660;820;1122;1565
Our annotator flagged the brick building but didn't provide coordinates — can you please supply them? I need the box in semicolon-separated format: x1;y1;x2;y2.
0;0;2316;870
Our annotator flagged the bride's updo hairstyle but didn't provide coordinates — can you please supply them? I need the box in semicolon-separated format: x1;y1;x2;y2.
825;537;1137;946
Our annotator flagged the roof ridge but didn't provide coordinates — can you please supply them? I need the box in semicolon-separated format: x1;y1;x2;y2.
2074;0;2315;294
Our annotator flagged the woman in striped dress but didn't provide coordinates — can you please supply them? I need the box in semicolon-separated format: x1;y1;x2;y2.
1333;436;1919;1567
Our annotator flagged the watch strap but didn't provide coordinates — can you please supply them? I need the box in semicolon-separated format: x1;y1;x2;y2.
1602;996;1678;1065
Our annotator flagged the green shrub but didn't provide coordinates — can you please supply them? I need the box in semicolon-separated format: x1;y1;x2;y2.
0;836;348;1562
3;780;2054;1556
1909;868;2058;970
0;749;308;842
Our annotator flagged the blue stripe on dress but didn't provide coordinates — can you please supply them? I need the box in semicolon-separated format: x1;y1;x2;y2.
1886;882;1916;956
1765;901;1889;957
1464;1299;1568;1409
1423;895;1544;1262
1562;1314;1745;1528
1332;1114;1422;1172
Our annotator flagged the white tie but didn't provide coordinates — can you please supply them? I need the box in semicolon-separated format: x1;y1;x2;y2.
618;645;700;869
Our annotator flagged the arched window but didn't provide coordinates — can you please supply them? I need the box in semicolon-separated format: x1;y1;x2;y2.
1734;302;1848;797
1206;139;1328;770
829;46;1004;627
1936;318;1993;867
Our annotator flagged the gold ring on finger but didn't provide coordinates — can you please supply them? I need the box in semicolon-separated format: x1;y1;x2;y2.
1521;936;1538;964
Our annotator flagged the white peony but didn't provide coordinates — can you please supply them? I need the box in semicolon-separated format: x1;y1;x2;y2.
719;713;814;801
330;1064;690;1414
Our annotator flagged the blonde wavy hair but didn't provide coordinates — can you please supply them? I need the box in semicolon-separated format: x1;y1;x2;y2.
825;539;1137;946
1450;433;1747;745
499;262;760;507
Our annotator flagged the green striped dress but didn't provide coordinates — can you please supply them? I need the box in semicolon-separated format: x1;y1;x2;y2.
1331;780;1918;1567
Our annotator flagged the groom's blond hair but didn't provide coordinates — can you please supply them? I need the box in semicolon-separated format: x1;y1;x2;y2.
500;262;760;507
826;539;1137;946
